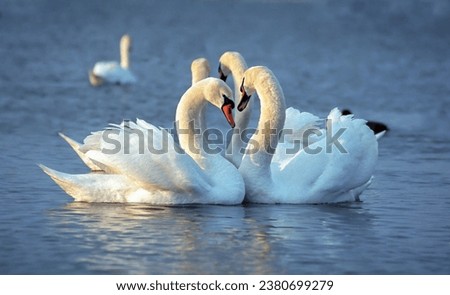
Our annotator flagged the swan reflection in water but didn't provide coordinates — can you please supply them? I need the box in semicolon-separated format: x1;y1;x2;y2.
49;201;375;274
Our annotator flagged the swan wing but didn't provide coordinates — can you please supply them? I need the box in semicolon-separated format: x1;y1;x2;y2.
276;108;378;203
283;107;321;134
58;133;102;171
82;119;212;194
274;107;324;165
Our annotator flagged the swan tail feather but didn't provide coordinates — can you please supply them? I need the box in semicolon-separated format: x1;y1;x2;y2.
39;164;134;202
59;133;101;171
375;130;386;140
39;164;85;201
79;131;103;153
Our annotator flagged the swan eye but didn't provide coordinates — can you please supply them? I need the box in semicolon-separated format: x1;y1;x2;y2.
240;78;245;93
218;63;227;81
222;95;235;109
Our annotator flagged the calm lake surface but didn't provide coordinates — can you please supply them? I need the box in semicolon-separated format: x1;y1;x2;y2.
1;0;449;274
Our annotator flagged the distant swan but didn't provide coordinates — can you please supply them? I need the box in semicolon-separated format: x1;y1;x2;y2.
89;34;137;86
41;78;244;204
237;66;378;203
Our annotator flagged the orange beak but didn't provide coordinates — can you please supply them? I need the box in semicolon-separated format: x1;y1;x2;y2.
221;103;235;128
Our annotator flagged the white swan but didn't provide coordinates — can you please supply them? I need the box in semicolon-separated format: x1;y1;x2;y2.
237;66;378;203
40;78;244;204
89;34;137;86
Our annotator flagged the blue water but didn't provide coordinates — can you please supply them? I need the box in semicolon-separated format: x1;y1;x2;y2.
1;0;450;274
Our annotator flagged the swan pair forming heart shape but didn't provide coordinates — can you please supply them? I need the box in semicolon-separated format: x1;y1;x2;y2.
41;52;379;204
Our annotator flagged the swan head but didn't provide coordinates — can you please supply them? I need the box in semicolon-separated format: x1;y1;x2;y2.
201;78;236;128
120;34;132;51
191;58;210;84
238;66;274;112
237;76;252;112
218;51;247;82
218;63;227;81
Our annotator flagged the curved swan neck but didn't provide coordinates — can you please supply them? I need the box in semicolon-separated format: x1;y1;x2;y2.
221;52;250;166
175;84;207;160
230;63;247;97
120;35;131;69
176;78;233;164
220;52;247;100
245;68;286;168
191;58;211;135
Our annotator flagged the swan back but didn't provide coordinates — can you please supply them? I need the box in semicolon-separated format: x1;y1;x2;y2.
274;108;378;203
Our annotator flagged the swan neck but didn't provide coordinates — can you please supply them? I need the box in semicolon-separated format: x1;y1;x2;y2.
175;86;207;161
247;74;286;167
229;61;247;97
225;58;248;165
192;68;209;85
120;42;130;69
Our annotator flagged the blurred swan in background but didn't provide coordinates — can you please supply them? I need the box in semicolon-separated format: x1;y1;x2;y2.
89;34;137;86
